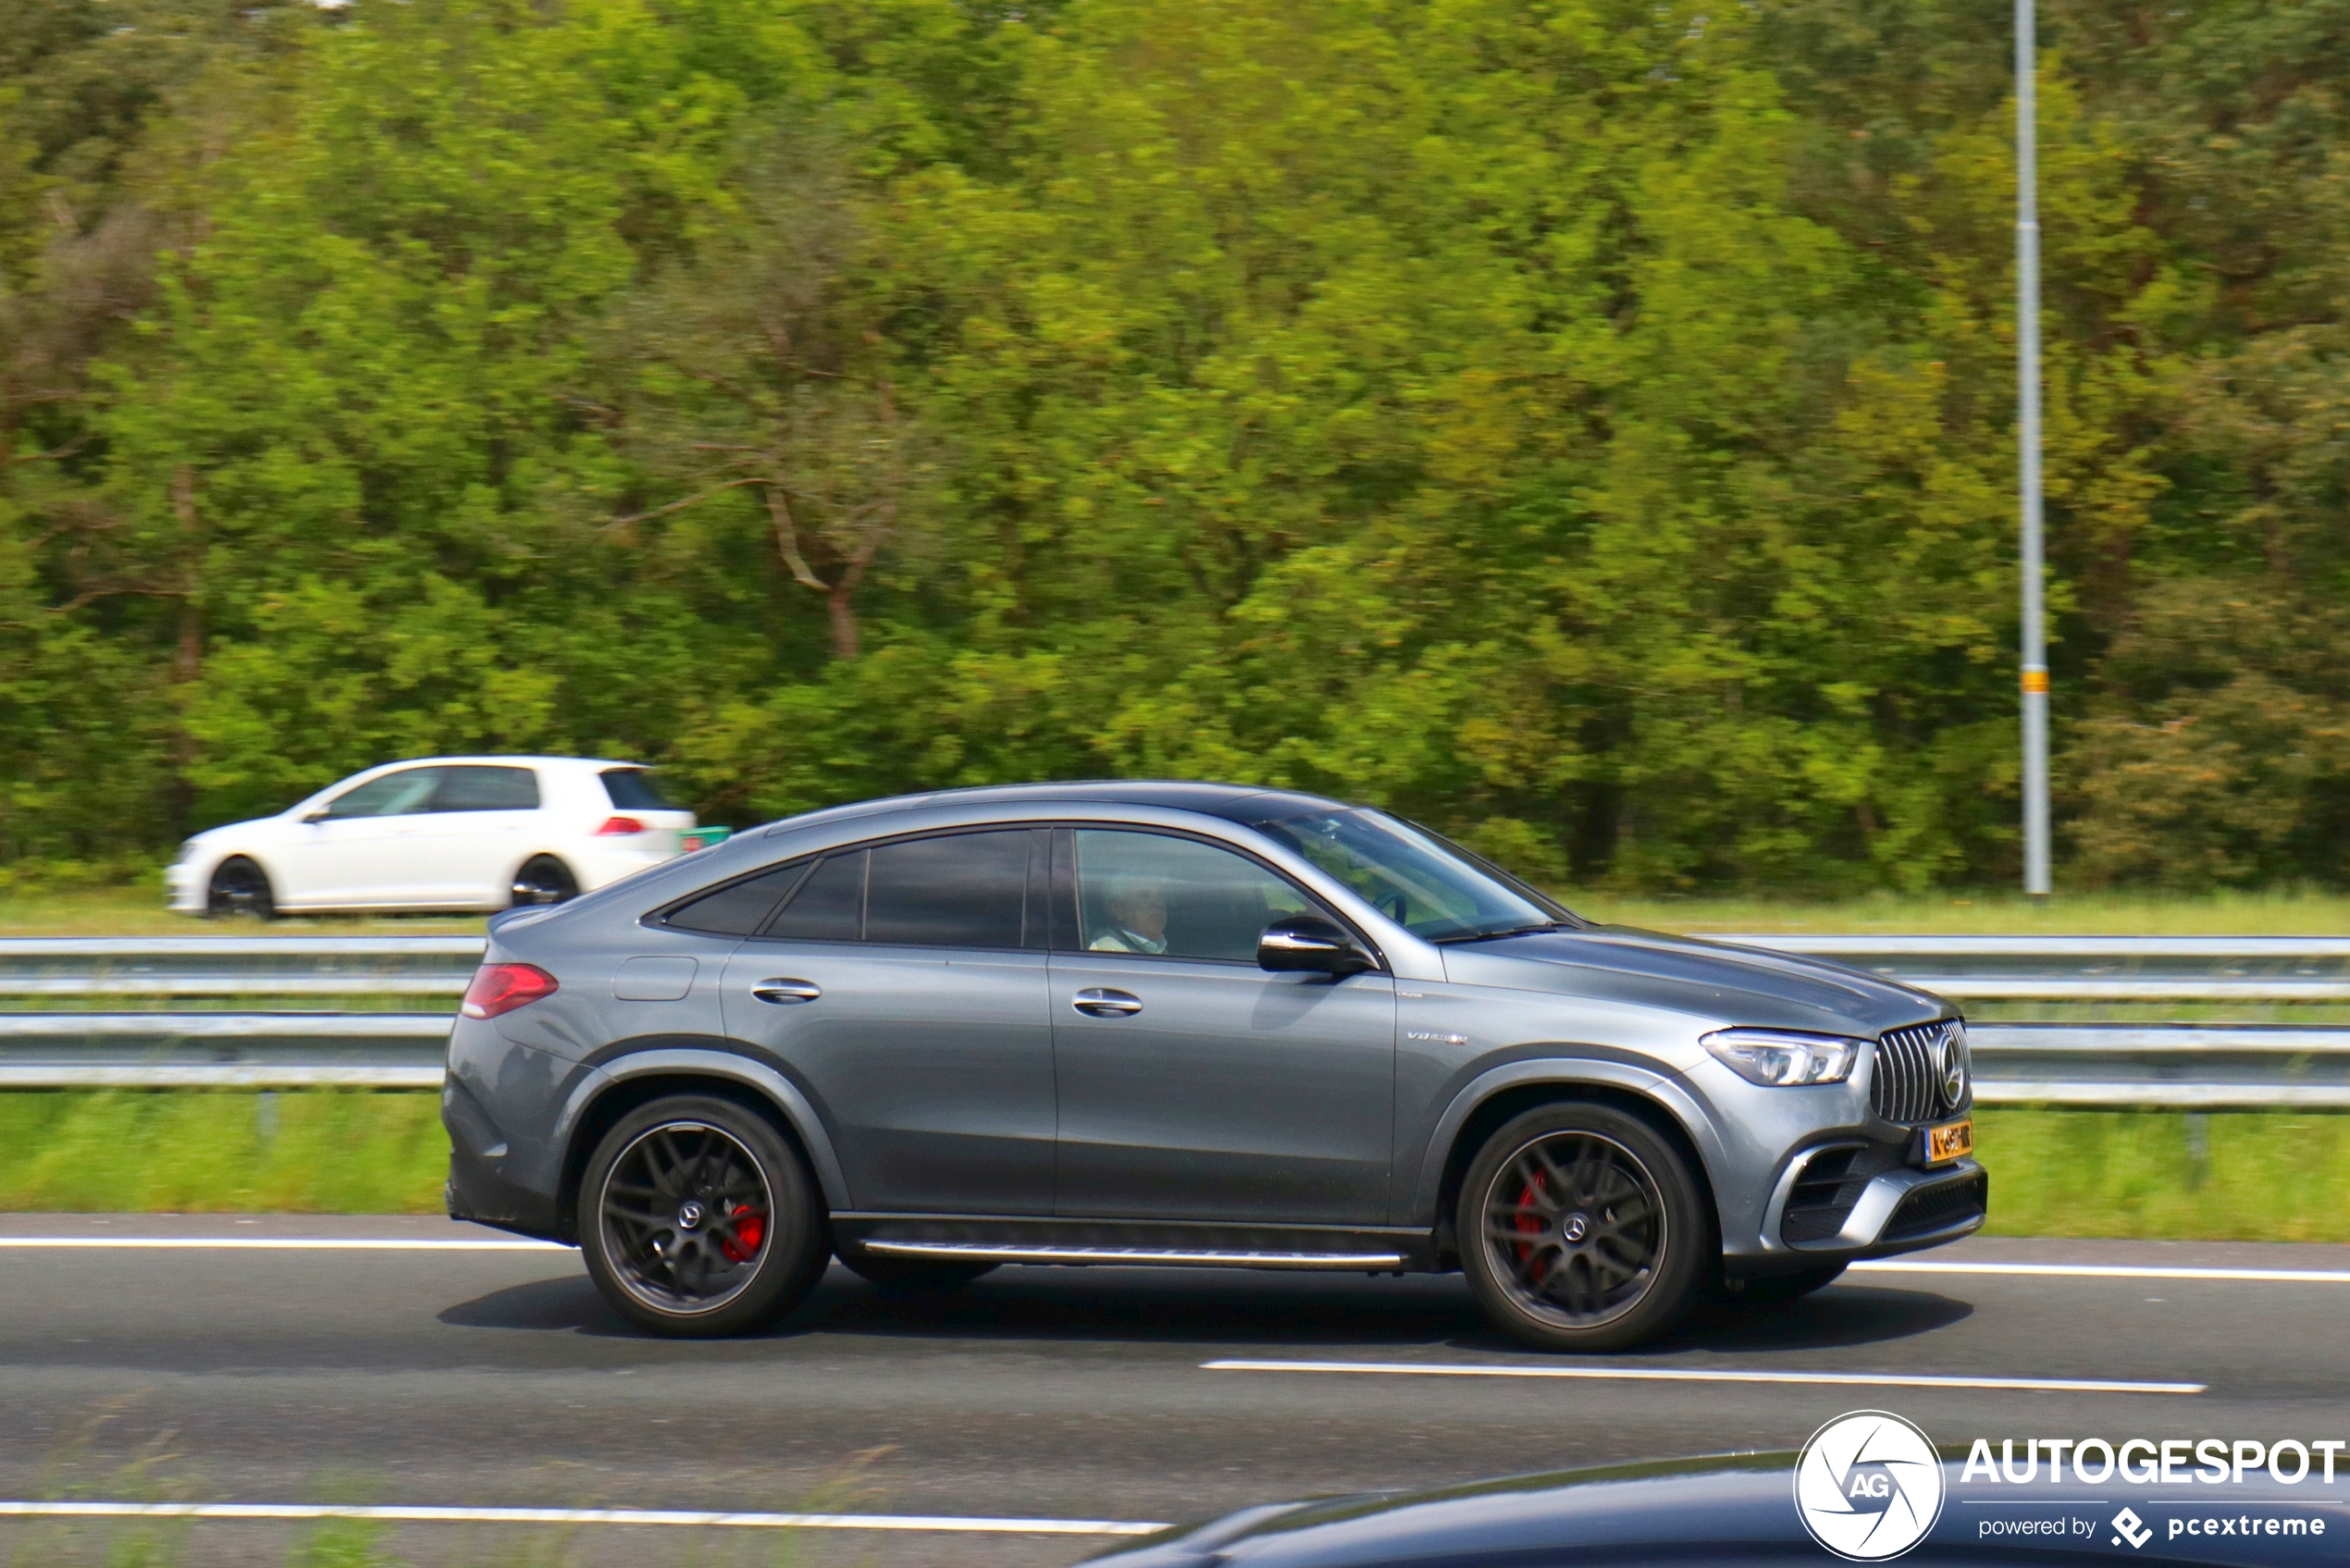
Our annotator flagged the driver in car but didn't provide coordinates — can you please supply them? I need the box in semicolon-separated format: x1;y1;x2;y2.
1087;881;1169;955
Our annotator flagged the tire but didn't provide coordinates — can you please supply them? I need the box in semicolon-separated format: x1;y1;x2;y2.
1733;1262;1848;1306
510;855;579;907
1458;1102;1713;1353
204;857;277;920
838;1251;998;1294
578;1095;827;1338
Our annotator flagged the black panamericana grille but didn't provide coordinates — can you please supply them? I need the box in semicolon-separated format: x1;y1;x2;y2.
1869;1020;1969;1126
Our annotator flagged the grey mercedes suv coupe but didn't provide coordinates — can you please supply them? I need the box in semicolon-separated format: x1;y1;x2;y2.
442;782;1985;1351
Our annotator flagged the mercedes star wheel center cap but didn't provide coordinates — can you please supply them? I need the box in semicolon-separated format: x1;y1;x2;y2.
676;1201;704;1230
1562;1213;1591;1243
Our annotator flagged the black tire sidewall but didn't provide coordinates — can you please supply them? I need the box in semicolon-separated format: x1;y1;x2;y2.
1457;1101;1713;1352
578;1094;825;1338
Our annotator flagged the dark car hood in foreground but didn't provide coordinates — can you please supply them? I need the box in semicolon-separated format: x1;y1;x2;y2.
1092;1453;2347;1566
1441;926;1948;1035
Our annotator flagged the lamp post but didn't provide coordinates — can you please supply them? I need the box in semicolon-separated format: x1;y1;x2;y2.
2016;0;2051;898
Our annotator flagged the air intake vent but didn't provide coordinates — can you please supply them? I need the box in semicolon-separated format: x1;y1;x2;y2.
1869;1021;1970;1126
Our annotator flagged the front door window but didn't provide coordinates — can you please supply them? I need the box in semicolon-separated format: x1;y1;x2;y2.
1071;829;1315;962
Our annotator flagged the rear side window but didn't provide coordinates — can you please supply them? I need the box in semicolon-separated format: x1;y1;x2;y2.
866;832;1031;949
432;766;540;812
600;769;674;810
664;862;810;937
755;830;1037;949
764;853;864;942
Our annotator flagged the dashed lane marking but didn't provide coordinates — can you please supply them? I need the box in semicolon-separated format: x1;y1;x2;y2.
1852;1260;2350;1285
1202;1360;2205;1395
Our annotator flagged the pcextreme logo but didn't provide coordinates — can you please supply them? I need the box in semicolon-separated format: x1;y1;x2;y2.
1795;1411;1948;1562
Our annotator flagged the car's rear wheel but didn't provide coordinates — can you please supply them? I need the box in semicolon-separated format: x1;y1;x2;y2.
1458;1102;1711;1352
510;855;578;907
204;857;277;920
1734;1262;1848;1306
837;1250;998;1294
578;1095;826;1338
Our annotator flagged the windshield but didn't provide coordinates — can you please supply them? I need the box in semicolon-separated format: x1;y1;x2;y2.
1248;808;1582;942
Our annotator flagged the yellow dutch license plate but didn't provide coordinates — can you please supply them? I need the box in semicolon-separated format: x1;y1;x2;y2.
1926;1117;1974;1165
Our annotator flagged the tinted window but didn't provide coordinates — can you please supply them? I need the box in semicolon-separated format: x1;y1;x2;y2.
665;862;809;937
321;769;442;820
865;832;1032;950
1071;830;1315;962
763;851;864;941
432;766;540;812
600;769;674;809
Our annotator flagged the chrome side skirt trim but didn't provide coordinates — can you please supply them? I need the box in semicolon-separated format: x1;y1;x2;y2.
862;1240;1406;1270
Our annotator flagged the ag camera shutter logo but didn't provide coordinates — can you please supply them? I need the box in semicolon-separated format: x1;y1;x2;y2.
1795;1411;1948;1561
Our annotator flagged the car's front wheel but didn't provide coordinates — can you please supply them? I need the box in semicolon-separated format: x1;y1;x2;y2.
204;857;277;920
578;1095;827;1338
510;855;578;907
1458;1102;1712;1352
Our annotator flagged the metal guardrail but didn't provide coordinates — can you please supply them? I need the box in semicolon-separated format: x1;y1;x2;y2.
4;935;2348;1104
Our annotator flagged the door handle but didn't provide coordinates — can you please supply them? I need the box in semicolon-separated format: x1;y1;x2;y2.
1072;987;1142;1018
750;978;822;1005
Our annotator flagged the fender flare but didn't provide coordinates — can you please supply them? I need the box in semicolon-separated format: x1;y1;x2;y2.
551;1043;851;1210
1407;1056;1729;1228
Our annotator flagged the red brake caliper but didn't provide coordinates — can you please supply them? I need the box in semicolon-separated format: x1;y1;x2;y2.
720;1205;766;1263
1514;1170;1548;1280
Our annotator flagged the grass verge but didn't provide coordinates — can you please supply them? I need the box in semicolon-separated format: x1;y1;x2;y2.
0;1092;2344;1242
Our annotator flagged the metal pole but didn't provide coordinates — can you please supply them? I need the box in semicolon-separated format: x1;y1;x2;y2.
2016;0;2051;898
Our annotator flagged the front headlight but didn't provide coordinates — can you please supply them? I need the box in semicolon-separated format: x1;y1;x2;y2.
1701;1028;1860;1086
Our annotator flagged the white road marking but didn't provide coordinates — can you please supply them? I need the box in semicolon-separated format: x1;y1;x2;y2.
1202;1360;2205;1395
0;1501;1165;1536
1851;1260;2350;1285
0;1237;566;1251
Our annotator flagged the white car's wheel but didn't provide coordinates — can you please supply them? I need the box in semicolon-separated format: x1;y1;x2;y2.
510;856;578;907
204;858;277;920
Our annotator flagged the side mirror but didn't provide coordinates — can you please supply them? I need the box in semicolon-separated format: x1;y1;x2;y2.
300;809;330;824
1258;916;1376;978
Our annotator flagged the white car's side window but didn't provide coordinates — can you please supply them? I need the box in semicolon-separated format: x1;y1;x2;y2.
321;769;443;820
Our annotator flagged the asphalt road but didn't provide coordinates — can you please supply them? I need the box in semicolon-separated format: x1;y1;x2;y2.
2;1216;2346;1567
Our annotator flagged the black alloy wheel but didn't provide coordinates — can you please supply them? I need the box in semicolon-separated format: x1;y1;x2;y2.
578;1095;825;1337
509;855;578;907
1458;1102;1711;1352
838;1250;998;1295
1734;1262;1848;1306
204;857;277;920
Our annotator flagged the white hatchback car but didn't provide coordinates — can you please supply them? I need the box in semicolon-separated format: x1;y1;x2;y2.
167;756;701;918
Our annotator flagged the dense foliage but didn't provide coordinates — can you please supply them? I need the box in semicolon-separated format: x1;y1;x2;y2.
4;0;2347;894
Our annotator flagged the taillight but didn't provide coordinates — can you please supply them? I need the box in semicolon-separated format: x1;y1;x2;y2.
461;963;559;1019
594;816;646;836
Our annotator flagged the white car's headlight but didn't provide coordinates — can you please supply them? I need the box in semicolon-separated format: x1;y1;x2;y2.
1701;1028;1861;1086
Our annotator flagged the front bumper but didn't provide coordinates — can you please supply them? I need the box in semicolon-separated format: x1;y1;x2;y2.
165;858;204;913
1737;1147;1986;1278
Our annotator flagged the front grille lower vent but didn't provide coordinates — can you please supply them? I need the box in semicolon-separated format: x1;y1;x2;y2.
1870;1021;1968;1126
1883;1173;1989;1241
